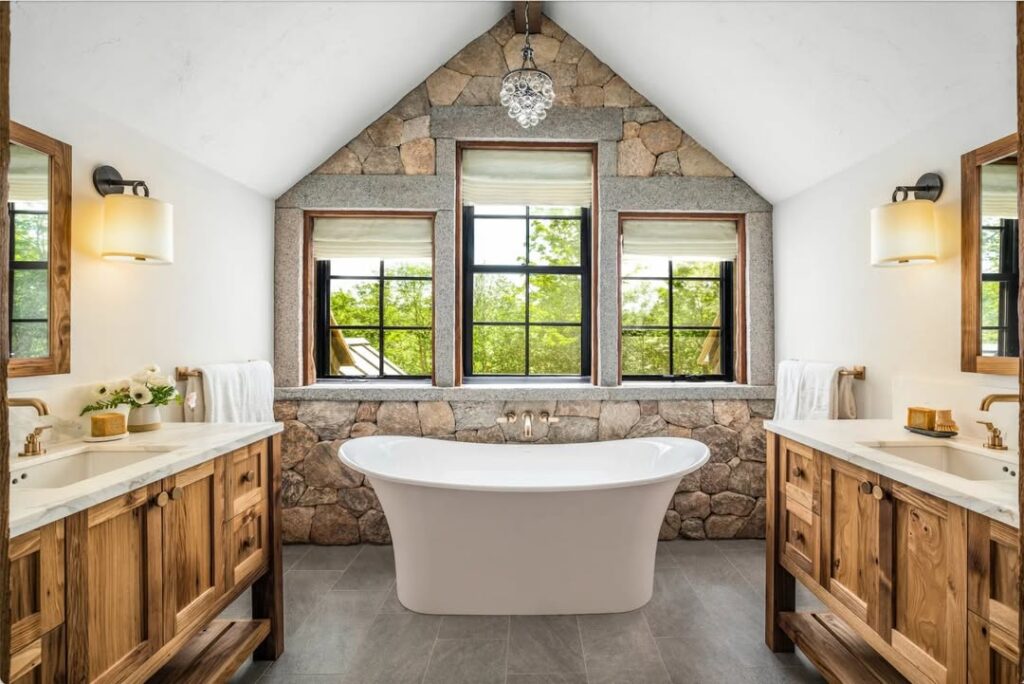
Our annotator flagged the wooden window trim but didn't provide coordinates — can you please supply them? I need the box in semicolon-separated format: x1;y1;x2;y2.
455;140;599;385
8;121;71;378
961;132;1018;375
301;209;437;385
617;212;747;384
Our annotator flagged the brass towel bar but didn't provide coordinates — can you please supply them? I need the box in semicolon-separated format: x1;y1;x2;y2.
839;366;866;380
175;367;202;380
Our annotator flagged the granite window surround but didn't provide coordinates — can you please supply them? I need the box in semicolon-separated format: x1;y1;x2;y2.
276;114;775;400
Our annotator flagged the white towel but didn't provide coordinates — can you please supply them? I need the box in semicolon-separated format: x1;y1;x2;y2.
774;360;857;420
195;361;275;423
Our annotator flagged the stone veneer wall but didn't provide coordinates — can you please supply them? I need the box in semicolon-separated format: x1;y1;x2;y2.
276;398;772;545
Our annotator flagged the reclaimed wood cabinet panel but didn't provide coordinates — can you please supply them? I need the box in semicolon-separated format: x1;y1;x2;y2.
226;442;267;518
821;455;889;632
889;483;967;684
67;483;164;684
10;628;64;684
227;500;270;588
163;459;226;640
9;520;64;656
967;512;1019;643
967;611;1018;684
780;438;818;510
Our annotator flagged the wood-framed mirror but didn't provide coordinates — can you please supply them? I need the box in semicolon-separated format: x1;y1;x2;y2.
961;133;1019;375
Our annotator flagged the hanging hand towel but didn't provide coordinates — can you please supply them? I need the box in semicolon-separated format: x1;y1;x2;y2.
774;360;856;420
198;360;275;423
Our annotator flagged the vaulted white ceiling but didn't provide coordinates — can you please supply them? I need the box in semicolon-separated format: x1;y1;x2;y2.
11;1;1015;202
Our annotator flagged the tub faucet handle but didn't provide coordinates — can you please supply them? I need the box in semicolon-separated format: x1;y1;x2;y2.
539;411;559;424
497;411;517;424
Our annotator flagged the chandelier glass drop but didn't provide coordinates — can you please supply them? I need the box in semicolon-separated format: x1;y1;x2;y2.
499;3;554;128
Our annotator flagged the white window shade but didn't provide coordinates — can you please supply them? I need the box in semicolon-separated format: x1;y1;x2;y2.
621;219;738;261
313;216;433;259
981;163;1018;220
461;149;592;207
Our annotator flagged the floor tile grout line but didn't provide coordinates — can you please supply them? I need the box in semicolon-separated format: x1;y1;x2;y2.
717;541;764;595
419;613;445;684
576;614;591;684
503;615;511;684
639;606;674;684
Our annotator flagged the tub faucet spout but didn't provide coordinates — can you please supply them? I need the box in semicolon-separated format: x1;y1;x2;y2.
522;411;534;439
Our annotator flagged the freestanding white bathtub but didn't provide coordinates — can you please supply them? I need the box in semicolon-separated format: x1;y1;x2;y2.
339;436;709;615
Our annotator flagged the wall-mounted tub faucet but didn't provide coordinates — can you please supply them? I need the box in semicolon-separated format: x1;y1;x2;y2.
496;410;560;439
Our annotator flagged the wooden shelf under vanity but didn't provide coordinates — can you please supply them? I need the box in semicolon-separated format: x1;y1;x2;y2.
148;619;271;684
766;431;1020;684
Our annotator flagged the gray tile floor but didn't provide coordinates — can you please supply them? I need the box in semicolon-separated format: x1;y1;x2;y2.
225;540;826;684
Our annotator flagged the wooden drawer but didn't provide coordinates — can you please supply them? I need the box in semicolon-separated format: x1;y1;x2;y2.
968;512;1019;642
780;438;817;511
968;612;1019;684
227;500;269;587
9;521;64;657
226;441;267;518
780;497;818;579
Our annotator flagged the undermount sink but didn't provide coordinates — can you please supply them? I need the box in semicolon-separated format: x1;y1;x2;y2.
860;442;1017;481
10;446;180;490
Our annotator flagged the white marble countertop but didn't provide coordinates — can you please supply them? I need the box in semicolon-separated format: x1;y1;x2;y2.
766;419;1019;528
8;422;283;538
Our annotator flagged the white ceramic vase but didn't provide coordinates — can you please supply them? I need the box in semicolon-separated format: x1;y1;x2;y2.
127;404;162;433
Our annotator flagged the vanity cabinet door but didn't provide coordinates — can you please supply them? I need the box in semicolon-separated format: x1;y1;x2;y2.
8;521;64;658
162;458;225;640
67;483;164;684
227;500;270;588
968;612;1019;684
889;483;967;684
820;456;889;633
967;513;1019;643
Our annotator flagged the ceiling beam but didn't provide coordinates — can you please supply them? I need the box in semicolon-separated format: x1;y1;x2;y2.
513;1;542;34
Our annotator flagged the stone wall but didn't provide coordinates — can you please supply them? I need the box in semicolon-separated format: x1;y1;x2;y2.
276;398;772;545
311;13;733;180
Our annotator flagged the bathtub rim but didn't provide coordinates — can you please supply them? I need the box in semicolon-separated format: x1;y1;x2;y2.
337;435;710;494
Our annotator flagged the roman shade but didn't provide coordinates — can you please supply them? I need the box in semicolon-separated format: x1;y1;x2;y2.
621;218;739;261
9;142;49;203
313;216;433;259
461;149;593;207
981;163;1018;220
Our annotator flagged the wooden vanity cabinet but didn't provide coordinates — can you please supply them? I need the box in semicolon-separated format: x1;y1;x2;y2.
966;513;1019;683
8;521;65;683
777;438;820;578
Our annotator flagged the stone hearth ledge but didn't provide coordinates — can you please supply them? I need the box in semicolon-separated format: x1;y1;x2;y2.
9;422;283;538
276;382;776;402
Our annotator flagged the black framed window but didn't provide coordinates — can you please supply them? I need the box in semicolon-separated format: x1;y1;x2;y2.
462;205;591;378
314;256;433;379
621;256;734;381
980;216;1019;357
8;201;50;359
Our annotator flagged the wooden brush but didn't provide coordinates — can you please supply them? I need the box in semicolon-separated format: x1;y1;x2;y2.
934;410;958;433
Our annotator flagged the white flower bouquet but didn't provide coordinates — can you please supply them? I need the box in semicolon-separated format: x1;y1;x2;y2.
81;364;182;415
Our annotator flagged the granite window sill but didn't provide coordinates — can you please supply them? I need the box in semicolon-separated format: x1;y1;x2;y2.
275;381;776;402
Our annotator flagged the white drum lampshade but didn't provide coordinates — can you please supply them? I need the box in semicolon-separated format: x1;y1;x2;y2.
93;165;173;264
870;199;938;266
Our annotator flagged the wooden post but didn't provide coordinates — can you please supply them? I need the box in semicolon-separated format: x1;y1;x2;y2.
512;1;542;35
765;431;795;651
252;433;284;659
1017;3;1024;679
0;3;12;681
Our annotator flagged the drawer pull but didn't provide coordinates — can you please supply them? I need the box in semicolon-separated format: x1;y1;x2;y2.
791;466;804;479
794;531;805;543
153;491;170;508
241;536;256;550
170;486;184;501
871;485;886;501
241;470;256;484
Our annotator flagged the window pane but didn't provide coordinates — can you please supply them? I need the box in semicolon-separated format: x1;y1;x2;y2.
329;279;379;326
621;279;668;326
672;280;721;327
11;321;48;359
528;218;580;266
473;326;526;374
384;280;432;327
529;274;580;323
474;218;526;265
13;213;48;262
672;260;720;278
327;258;379;277
674;330;722;376
529;326;581;375
383;258;431;278
384;330;432;376
330;329;381;376
982;329;1000;356
981;229;1002;274
473;273;525;322
12;269;48;320
622;257;668;278
622;329;670;376
982;281;1002;327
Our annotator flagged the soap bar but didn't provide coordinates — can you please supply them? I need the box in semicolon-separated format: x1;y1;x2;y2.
906;407;936;431
91;412;126;437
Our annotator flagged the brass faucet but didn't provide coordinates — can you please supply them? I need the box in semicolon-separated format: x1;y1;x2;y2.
10;397;52;457
979;394;1019;411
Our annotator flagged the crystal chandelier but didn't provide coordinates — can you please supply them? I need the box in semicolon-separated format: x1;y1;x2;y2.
499;3;554;128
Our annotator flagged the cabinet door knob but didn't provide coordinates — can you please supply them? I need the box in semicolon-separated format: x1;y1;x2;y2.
791;466;804;478
242;536;255;550
859;481;873;495
170;486;184;501
794;531;805;543
153;491;170;508
242;470;256;483
871;485;886;501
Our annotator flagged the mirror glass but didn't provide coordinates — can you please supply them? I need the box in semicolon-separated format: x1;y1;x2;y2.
979;154;1019;357
8;142;50;359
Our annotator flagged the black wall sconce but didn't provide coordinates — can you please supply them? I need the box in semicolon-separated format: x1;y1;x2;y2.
870;172;944;267
91;165;174;263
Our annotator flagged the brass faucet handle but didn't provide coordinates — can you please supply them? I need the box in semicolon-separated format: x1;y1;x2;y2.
496;411;518;424
19;425;51;457
977;421;1008;450
539;411;560;424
